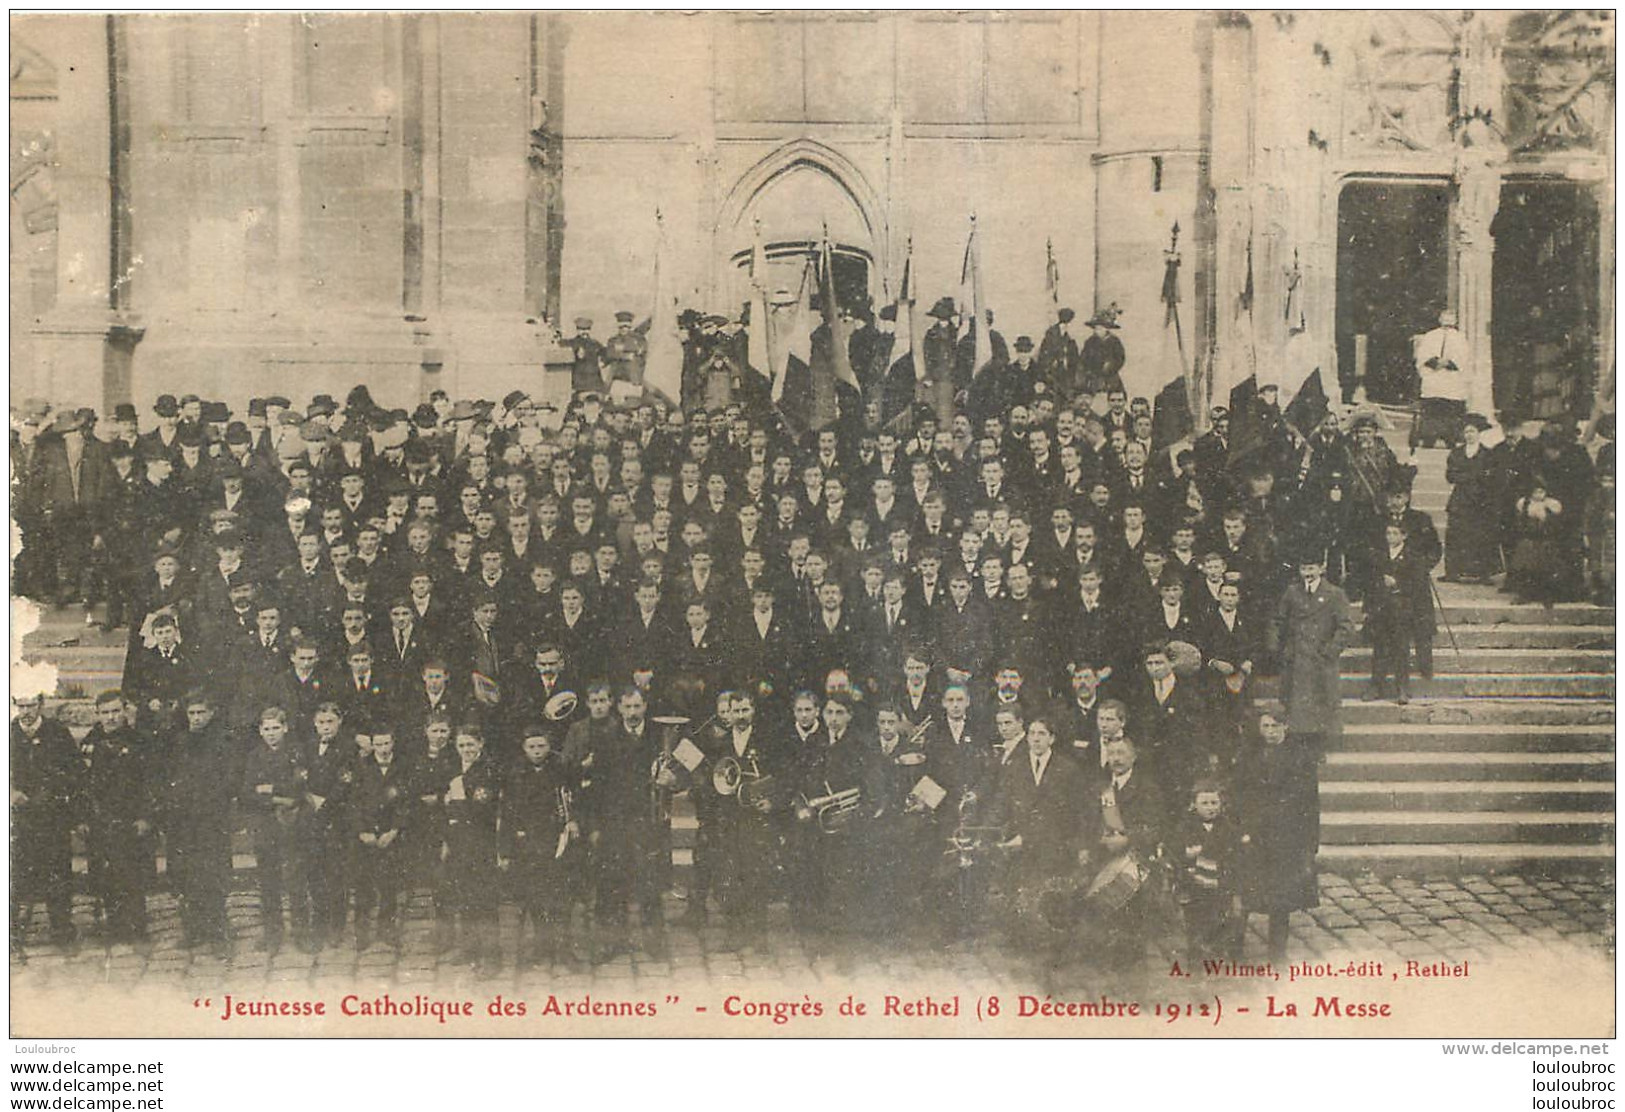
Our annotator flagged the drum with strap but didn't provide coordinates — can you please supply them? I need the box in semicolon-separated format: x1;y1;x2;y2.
1083;851;1153;916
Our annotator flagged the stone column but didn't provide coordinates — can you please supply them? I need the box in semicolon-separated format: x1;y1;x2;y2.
1207;12;1256;409
31;15;141;409
1453;154;1500;419
1453;12;1505;419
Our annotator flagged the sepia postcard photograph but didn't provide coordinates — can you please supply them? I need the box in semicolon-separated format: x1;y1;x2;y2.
7;9;1617;1041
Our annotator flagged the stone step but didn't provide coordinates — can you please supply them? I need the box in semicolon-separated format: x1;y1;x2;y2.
1255;673;1616;700
1339;698;1615;727
1419;625;1614;650
1337;647;1615;674
1323;750;1615;780
19;645;128;670
1319;780;1615;812
1418;602;1613;627
1320;811;1613;845
1317;843;1614;877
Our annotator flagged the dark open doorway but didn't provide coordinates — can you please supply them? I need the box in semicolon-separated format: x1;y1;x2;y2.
730;241;871;317
1336;181;1452;405
1491;181;1601;419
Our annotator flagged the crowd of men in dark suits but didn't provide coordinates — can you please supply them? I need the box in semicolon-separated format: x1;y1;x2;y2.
15;351;1576;972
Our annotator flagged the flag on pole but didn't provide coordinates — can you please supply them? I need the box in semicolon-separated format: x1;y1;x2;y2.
894;241;927;383
1153;374;1194;446
961;217;992;378
1046;238;1060;307
1226;375;1264;467
644;209;684;407
818;229;860;391
1283;368;1330;436
746;219;772;382
771;259;813;406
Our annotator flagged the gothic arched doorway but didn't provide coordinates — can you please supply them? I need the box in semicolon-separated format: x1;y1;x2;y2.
718;141;881;317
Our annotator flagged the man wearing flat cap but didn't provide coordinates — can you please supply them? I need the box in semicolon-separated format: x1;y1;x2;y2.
604;309;648;387
568;317;607;394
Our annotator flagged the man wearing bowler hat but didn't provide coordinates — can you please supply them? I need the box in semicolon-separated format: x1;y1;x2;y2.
138;394;183;460
108;403;140;453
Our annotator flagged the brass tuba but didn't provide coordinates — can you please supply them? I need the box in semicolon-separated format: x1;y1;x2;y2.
648;715;693;798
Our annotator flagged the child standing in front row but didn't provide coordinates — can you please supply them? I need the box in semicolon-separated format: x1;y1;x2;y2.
1173;780;1245;964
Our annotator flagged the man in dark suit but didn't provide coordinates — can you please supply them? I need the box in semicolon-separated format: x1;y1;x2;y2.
456;594;512;713
26;409;113;610
995;712;1090;890
730;581;798;701
1130;640;1209;793
863;569;925;682
135;394;183;461
802;581;859;695
668;597;729;721
1141;573;1201;649
579;686;667;962
1196;577;1261;762
121;611;195;735
11;694;79;948
1267;551;1357;754
378;597;434;690
1363;520;1437;703
1084;734;1168;968
338;641;392;734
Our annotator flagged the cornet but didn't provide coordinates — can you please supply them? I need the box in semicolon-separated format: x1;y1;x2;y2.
794;785;862;834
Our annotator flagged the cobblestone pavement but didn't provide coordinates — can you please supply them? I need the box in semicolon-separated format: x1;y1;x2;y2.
12;872;1613;995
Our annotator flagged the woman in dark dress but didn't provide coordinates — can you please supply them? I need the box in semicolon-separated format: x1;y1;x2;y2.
1235;708;1319;961
1442;414;1500;581
1507;477;1573;605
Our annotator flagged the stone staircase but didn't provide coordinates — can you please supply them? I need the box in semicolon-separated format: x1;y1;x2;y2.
1313;439;1616;876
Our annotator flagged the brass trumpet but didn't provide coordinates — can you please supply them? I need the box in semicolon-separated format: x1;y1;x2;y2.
794;785;862;834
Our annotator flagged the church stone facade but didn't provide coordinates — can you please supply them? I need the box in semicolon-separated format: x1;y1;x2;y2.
11;12;1613;424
